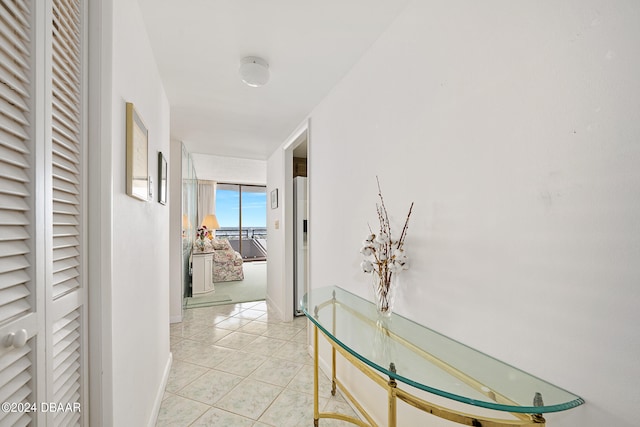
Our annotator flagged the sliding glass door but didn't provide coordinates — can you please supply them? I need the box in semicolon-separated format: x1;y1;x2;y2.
216;184;267;261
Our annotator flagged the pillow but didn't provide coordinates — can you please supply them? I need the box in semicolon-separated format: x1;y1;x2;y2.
212;239;229;250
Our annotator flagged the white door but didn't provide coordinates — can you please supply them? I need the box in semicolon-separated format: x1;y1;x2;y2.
0;1;87;425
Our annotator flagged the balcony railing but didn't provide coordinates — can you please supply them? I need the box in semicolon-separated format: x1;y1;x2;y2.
215;227;267;261
215;227;266;240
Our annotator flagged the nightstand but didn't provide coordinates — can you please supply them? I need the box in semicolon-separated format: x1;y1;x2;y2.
192;251;215;295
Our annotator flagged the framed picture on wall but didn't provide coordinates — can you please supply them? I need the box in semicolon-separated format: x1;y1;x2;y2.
271;188;278;209
126;102;149;201
158;152;168;205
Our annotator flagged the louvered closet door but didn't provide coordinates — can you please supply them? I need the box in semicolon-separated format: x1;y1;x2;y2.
0;1;38;426
0;0;86;425
48;0;85;425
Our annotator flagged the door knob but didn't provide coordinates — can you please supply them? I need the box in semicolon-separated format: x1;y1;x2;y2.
4;329;28;349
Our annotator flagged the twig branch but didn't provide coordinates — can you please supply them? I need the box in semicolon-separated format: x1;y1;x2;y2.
397;202;414;249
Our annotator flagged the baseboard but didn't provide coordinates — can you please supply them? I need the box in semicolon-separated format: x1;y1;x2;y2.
148;352;173;427
170;314;182;324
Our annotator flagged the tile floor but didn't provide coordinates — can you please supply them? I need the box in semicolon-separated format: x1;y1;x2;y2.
157;300;361;426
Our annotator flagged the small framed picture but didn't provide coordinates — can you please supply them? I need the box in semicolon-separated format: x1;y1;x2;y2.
126;102;149;201
270;188;278;209
158;152;167;205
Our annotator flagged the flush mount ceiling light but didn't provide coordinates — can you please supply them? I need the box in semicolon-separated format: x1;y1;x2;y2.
239;56;270;87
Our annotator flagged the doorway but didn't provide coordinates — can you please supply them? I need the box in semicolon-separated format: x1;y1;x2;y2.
184;182;268;309
292;138;308;316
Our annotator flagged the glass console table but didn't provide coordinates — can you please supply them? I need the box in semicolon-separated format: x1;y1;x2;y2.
302;286;584;427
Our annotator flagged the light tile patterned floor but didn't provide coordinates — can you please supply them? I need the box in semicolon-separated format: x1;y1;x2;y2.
157;301;361;426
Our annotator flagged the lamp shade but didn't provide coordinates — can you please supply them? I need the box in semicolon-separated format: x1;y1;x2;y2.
201;214;220;230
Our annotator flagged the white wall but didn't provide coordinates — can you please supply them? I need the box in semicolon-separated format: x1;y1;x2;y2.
192;153;267;184
266;148;286;319
108;0;171;425
169;139;183;323
303;1;640;426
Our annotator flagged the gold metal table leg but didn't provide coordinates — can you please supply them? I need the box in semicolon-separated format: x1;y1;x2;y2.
314;325;319;427
331;291;337;396
388;363;397;427
331;346;337;396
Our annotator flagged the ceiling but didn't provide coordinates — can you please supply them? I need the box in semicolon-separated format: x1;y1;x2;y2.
137;0;411;160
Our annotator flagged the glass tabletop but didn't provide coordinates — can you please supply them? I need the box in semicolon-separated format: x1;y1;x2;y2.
302;286;584;414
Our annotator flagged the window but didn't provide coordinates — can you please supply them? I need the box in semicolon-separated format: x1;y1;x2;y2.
215;184;267;261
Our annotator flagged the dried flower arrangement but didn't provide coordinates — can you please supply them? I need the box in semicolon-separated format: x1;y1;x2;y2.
360;177;414;315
